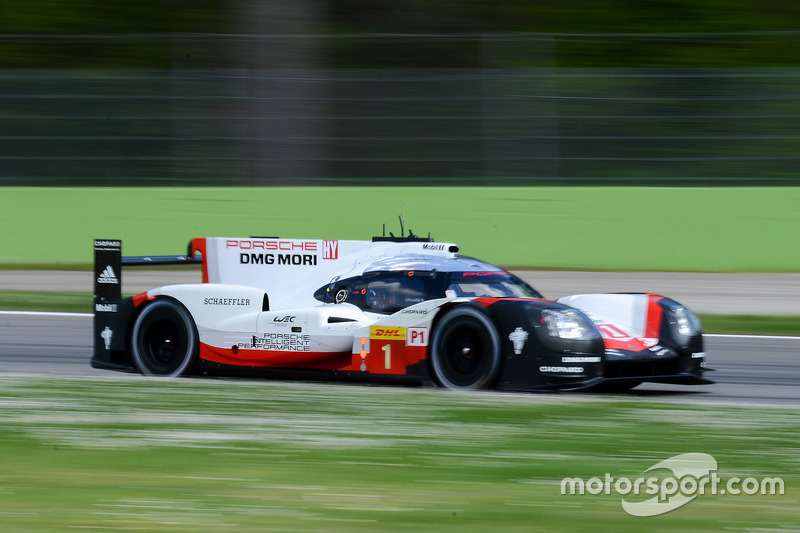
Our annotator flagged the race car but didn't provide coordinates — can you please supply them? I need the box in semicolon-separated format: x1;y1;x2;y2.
91;234;711;391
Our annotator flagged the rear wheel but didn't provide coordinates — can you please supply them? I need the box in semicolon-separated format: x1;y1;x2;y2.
430;305;501;390
131;298;198;377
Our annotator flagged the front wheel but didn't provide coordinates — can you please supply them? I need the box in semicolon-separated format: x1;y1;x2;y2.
429;305;502;390
131;298;198;377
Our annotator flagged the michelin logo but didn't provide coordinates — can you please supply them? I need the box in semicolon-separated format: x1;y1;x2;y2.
101;327;113;350
508;327;529;355
97;266;119;285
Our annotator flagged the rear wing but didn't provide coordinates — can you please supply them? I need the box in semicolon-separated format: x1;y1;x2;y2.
92;239;202;368
93;239;202;304
94;236;459;311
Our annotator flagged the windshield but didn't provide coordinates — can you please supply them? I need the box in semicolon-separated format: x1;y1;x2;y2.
445;272;543;299
315;270;544;314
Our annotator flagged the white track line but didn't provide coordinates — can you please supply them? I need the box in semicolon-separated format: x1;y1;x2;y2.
0;310;92;318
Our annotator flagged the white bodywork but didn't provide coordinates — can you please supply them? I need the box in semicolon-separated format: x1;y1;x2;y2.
201;237;459;309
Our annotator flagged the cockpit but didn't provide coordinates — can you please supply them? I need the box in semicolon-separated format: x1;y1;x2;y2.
315;270;543;314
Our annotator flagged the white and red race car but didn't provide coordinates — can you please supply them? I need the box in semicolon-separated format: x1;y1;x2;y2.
92;235;711;391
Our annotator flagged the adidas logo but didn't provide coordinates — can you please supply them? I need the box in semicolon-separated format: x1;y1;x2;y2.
97;266;119;285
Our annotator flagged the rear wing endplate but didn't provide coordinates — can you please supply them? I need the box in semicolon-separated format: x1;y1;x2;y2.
93;239;201;303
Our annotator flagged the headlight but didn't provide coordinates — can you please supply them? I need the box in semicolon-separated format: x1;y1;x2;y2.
668;306;702;341
541;309;596;340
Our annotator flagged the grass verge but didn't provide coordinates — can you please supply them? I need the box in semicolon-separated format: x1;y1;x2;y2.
0;377;796;532
697;314;800;336
0;291;93;313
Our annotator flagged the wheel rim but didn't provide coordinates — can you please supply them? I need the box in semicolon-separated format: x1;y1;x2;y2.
141;318;186;374
441;324;483;376
432;307;501;389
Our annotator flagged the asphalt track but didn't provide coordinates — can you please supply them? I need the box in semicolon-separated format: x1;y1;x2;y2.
1;311;798;407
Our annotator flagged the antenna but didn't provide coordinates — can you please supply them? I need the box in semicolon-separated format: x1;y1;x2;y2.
372;201;432;242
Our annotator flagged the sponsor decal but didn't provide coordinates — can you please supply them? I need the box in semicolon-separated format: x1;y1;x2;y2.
240;253;318;266
560;452;785;517
648;344;671;356
401;308;429;315
203;297;251;306
95;303;118;313
246;333;310;352
539;366;584;373
273;315;296;323
406;327;428;346
370;326;406;340
94;239;121;250
640;337;660;348
226;239;318;252
422;243;446;251
561;356;601;363
323;240;339;260
100;326;113;350
97;265;119;285
597;323;631;339
508;327;529;355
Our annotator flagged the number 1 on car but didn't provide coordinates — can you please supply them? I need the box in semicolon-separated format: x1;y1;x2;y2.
382;344;391;369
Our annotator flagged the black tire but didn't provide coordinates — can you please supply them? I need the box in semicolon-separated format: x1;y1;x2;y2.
131;298;198;377
429;305;502;390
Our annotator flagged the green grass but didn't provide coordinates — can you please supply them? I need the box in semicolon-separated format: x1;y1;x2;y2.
0;290;93;313
0;377;797;532
3;186;800;271
697;314;800;336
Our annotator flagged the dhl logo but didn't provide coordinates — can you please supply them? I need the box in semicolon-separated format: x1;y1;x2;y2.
370;326;406;340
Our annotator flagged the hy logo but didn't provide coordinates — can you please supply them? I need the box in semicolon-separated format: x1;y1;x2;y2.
323;240;339;260
97;265;119;285
508;327;529;354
